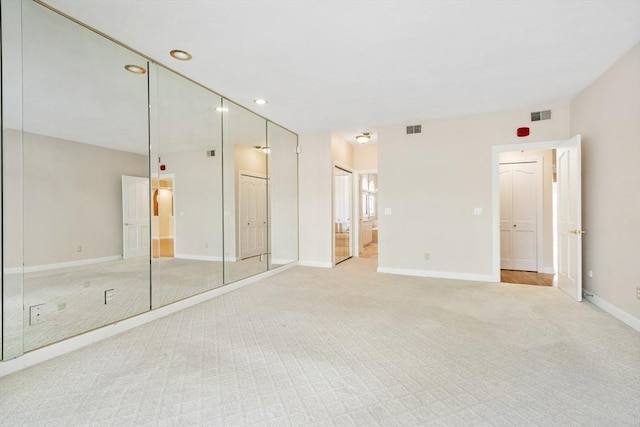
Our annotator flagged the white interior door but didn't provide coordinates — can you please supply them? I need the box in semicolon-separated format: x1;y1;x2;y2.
500;162;538;271
240;174;267;259
557;135;583;301
122;175;150;259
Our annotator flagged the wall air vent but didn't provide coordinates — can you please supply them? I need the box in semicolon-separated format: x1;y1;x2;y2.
531;110;551;122
406;124;422;134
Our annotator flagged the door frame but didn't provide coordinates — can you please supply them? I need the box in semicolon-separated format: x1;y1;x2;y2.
151;173;176;258
238;170;268;260
353;169;377;258
491;139;574;283
332;162;354;266
499;156;544;273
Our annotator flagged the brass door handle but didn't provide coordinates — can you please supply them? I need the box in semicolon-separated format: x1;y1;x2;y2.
569;229;586;235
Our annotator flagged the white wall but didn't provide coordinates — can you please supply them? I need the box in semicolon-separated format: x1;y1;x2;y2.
570;43;640;320
299;132;333;267
353;143;378;171
377;104;570;279
331;133;354;169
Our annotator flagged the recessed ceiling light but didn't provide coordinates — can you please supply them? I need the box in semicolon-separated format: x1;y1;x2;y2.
170;49;192;61
124;64;146;74
216;107;229;112
253;98;268;105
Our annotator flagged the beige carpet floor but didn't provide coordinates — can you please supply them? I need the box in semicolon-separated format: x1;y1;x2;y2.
1;257;638;426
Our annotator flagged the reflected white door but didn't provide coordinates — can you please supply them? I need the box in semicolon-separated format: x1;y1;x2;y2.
557;135;583;301
240;174;267;259
122;175;150;259
500;162;538;271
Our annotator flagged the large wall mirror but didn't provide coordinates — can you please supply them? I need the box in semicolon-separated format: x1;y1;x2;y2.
267;123;299;268
222;100;269;283
1;0;298;360
1;0;152;355
150;65;224;307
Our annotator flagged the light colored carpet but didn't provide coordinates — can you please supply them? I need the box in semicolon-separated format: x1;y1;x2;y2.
1;257;638;426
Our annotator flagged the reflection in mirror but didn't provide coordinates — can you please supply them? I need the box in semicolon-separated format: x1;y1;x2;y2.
267;123;298;268
222;100;269;283
2;0;24;359
359;173;378;257
17;0;150;352
150;66;224;307
334;167;353;265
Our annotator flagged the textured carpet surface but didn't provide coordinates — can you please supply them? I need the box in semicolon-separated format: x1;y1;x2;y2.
1;258;638;426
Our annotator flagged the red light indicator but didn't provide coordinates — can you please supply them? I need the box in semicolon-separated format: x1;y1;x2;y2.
517;127;530;137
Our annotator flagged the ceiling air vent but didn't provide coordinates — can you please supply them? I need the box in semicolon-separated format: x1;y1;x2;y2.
531;110;551;122
406;124;422;134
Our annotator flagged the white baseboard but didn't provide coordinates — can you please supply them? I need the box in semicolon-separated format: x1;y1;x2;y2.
583;291;640;332
4;255;123;275
377;266;494;282
270;258;297;265
174;254;224;262
540;267;555;274
298;260;333;268
0;262;297;378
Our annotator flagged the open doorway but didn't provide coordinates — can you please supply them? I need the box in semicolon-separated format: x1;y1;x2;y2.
333;166;353;265
499;151;553;286
492;136;584;301
358;172;378;259
152;174;175;259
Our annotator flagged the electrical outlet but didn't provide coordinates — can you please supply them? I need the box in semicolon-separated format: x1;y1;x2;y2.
29;304;45;325
587;270;593;278
105;289;115;305
424;252;430;260
204;242;208;249
77;245;82;252
637;287;640;300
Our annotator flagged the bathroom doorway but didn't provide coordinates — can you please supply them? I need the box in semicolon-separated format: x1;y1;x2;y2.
359;173;378;259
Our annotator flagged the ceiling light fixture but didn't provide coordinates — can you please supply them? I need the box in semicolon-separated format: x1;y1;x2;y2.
253;98;268;105
124;64;147;74
355;133;371;144
216;107;229;112
170;49;192;61
254;145;270;154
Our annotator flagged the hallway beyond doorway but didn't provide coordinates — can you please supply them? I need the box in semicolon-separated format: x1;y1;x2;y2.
360;243;378;258
501;269;554;287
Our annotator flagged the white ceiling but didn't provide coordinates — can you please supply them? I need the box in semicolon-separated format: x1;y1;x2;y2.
40;0;640;143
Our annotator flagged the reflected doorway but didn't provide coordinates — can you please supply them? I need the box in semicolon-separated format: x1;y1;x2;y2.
358;173;378;259
152;175;175;259
333;166;352;265
239;173;268;260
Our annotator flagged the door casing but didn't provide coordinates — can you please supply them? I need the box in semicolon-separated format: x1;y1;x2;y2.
491;138;582;296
